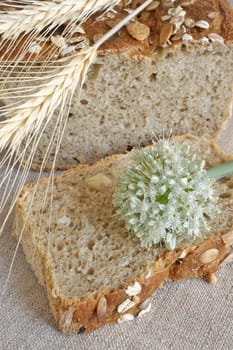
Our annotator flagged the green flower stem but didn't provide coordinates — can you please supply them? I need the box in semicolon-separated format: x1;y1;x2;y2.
207;160;233;180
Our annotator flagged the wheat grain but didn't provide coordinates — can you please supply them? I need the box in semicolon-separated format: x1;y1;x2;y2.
0;0;122;40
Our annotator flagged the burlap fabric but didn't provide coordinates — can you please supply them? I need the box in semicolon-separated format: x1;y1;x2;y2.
0;50;233;350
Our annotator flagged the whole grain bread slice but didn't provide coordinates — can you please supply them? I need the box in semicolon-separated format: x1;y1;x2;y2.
14;135;233;334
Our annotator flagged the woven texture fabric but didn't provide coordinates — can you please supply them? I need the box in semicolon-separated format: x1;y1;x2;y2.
1;73;233;350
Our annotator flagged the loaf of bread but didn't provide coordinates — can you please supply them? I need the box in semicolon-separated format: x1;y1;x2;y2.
15;0;233;171
14;135;233;334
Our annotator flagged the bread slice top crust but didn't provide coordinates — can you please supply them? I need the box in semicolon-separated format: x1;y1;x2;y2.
1;0;233;61
15;135;233;304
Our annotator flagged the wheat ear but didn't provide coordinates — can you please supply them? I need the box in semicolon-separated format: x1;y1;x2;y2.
0;0;153;153
0;0;121;40
0;48;97;151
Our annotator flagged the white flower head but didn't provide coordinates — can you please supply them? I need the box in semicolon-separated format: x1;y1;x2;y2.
113;141;219;250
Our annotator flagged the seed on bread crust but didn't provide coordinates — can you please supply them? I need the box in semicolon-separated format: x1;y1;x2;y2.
85;173;112;190
138;302;152;317
133;295;141;304
208;33;224;43
117;313;135;323
159;23;174;46
207;11;217;19
222;231;233;246
146;1;160;11
195;20;210;29
178;250;187;259
204;272;217;284
97;296;107;322
125;281;142;296
59;309;74;331
179;0;194;7
145;271;152;279
126;21;150;41
182;33;193;41
117;299;136;313
161;15;171;21
139;296;153;310
199;248;219;264
184;18;195;28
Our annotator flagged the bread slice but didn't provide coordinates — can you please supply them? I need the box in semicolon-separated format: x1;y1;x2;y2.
17;0;233;170
14;135;233;334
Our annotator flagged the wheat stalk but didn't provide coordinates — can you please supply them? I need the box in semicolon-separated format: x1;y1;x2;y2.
0;0;153;152
0;0;122;40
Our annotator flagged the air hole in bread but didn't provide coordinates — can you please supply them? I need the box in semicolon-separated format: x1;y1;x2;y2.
227;181;233;189
181;44;187;52
87;239;95;250
124;123;131;129
97;234;102;240
219;192;231;199
80;99;88;105
90;63;103;80
87;268;94;275
78;326;85;334
100;116;105;125
150;73;157;82
57;242;64;251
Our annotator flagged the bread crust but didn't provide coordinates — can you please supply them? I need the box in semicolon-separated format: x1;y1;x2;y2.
14;134;233;334
0;0;233;61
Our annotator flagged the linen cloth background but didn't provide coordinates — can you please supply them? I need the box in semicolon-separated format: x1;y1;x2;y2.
1;8;233;349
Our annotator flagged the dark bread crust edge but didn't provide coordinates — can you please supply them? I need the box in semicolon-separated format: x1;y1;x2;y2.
14;134;233;334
